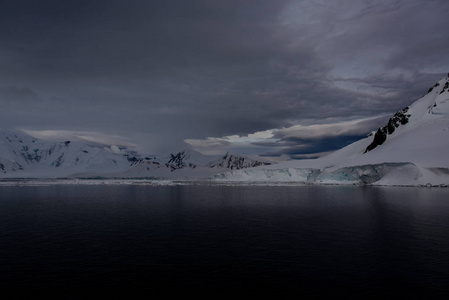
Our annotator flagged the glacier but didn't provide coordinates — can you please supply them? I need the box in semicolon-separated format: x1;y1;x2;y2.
1;75;449;187
213;75;449;187
214;163;449;187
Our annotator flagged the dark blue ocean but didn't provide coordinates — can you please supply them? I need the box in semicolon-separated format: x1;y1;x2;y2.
1;184;449;299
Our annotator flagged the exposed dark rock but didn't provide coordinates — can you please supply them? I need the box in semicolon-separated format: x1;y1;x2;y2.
365;128;387;153
52;154;64;167
440;81;449;94
166;151;190;171
10;162;24;172
126;155;142;166
47;145;56;156
20;145;43;163
428;82;440;93
387;119;396;134
365;107;410;153
210;152;271;170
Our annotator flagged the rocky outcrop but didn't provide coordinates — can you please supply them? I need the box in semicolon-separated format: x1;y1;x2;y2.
165;151;196;171
209;152;271;170
364;107;410;153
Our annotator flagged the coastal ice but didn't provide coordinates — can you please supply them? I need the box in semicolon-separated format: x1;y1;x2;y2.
214;75;449;187
1;76;449;187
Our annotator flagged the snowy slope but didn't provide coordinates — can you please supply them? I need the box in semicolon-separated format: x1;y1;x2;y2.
215;75;449;186
0;130;272;178
208;152;271;170
114;151;273;179
0;130;132;178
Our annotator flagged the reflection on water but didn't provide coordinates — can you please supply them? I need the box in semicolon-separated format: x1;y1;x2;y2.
0;185;448;298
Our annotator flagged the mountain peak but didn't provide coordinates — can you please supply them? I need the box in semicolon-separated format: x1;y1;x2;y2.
0;131;273;178
209;151;271;170
364;75;449;153
215;75;449;186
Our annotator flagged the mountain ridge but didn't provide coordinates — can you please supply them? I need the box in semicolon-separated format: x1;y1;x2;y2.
2;75;448;186
0;130;272;178
215;75;449;186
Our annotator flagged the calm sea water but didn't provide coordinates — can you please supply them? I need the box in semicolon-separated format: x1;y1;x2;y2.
1;184;449;298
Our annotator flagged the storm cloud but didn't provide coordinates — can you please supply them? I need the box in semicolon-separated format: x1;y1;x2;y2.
1;0;448;158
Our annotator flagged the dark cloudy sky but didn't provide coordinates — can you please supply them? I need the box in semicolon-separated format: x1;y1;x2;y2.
1;0;448;159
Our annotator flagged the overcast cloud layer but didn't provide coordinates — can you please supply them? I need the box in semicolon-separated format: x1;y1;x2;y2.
1;0;448;158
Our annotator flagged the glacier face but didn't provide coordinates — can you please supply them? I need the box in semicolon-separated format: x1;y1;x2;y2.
214;163;409;184
2;75;448;186
214;75;449;186
215;163;449;187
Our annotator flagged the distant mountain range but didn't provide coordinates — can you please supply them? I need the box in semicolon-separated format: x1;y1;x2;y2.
216;75;449;186
3;75;449;186
0;130;271;178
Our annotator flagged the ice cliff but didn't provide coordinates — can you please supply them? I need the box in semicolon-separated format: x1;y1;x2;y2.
214;75;449;187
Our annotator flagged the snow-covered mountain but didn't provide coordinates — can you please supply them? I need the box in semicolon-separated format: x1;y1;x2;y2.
215;75;449;186
0;130;133;178
115;150;272;179
0;130;272;178
209;152;271;170
4;75;447;185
